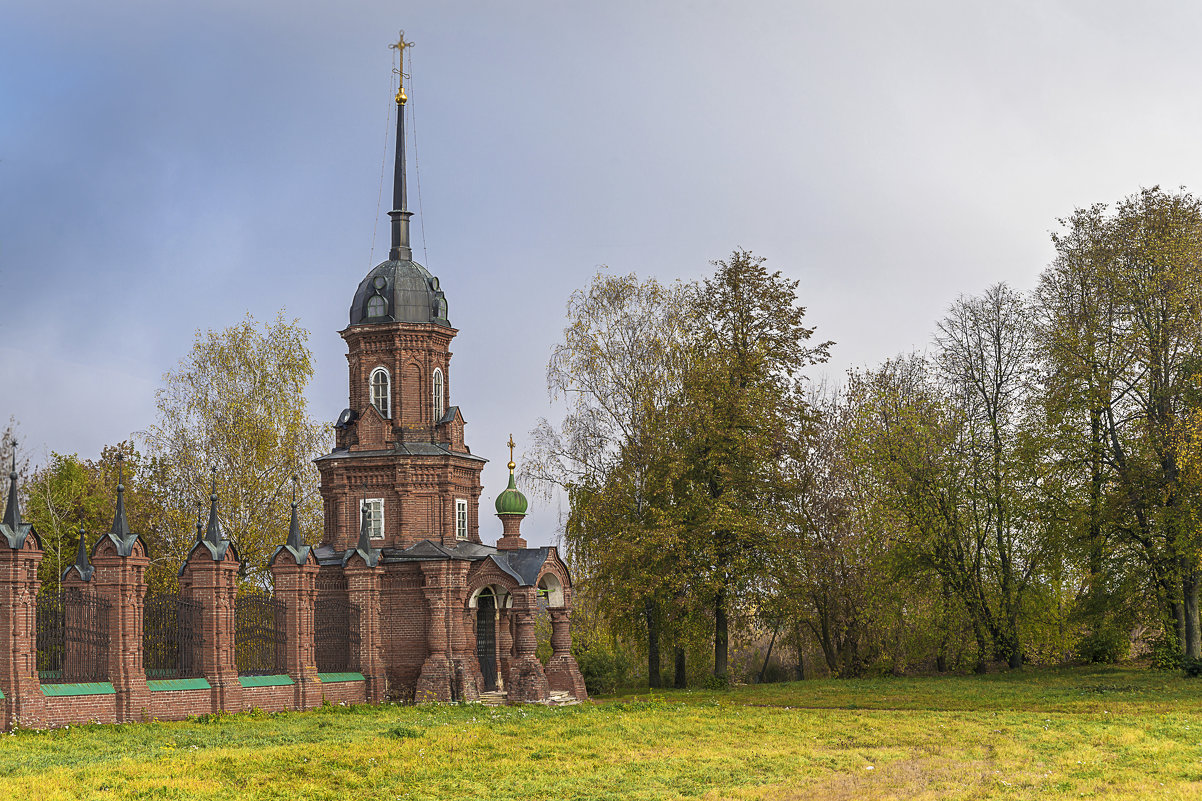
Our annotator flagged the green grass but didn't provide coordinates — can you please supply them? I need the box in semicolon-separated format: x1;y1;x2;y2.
2;666;1201;799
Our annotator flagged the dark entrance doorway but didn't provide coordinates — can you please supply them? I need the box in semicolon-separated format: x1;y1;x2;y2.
476;591;498;691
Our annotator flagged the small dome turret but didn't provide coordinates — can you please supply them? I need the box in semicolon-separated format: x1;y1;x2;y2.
495;470;528;515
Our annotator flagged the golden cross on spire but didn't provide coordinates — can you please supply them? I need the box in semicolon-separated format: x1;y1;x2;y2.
389;30;415;104
507;434;516;472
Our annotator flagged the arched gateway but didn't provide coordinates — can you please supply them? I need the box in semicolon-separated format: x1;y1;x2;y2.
311;35;585;704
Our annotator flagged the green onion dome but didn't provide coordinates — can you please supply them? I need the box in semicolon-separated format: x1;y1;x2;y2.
495;463;528;516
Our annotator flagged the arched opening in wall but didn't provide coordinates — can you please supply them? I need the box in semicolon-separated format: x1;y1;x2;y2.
475;587;498;691
370;367;391;418
535;574;564;666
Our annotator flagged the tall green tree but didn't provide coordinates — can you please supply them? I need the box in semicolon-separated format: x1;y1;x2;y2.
674;249;831;679
529;271;692;686
1035;187;1202;660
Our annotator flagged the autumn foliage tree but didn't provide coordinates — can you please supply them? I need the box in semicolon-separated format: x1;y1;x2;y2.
142;311;329;586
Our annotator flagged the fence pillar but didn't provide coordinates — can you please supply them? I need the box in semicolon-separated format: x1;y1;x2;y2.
180;480;243;714
344;557;386;702
506;586;549;703
0;461;45;729
545;595;588;700
180;549;241;713
0;539;44;729
270;523;320;710
92;535;150;723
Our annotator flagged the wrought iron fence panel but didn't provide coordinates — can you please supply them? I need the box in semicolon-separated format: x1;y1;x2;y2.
314;597;360;673
235;591;285;675
143;591;204;679
36;588;110;684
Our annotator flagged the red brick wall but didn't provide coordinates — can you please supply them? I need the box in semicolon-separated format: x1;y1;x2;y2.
380;564;428;700
42;694;118;726
240;684;292;712
147;689;213;721
319;680;367;705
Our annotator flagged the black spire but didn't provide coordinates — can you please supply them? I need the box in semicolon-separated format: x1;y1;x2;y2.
101;451;140;557
110;453;132;541
65;527;94;582
190;465;233;563
205;466;223;548
0;443;35;550
388;31;415;262
343;488;380;568
3;446;21;531
287;476;305;551
273;474;312;566
357;499;374;553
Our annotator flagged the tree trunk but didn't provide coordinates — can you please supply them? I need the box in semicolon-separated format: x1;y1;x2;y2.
714;590;728;679
1184;567;1201;660
973;622;989;674
674;647;686;688
1174;600;1187;655
645;600;661;688
757;627;779;684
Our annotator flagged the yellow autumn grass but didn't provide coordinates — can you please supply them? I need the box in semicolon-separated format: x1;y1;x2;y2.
2;665;1200;799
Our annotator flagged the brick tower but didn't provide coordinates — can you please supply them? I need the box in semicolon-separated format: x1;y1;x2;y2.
312;33;585;704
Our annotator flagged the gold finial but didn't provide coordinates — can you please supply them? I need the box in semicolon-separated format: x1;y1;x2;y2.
389;30;415;105
507;434;516;472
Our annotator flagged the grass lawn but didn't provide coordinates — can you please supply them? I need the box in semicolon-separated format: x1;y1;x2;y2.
1;665;1200;799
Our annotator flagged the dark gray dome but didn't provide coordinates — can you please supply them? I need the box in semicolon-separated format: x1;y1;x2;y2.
349;259;450;326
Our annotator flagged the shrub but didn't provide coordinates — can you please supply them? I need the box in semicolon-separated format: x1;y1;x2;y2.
575;644;633;695
1183;657;1202;678
1150;636;1183;671
1077;625;1130;664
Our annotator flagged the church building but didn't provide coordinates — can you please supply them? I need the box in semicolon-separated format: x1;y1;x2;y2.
311;35;586;704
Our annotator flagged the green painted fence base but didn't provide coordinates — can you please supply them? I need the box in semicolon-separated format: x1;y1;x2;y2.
41;683;116;697
238;675;294;688
317;672;365;683
147;678;211;692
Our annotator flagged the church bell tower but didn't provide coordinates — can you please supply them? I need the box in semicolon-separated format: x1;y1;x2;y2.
316;33;485;552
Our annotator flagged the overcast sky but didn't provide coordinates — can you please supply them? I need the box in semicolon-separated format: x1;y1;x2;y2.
4;0;1202;547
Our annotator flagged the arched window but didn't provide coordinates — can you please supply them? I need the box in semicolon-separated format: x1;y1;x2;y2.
367;294;386;318
432;368;445;420
370;367;390;418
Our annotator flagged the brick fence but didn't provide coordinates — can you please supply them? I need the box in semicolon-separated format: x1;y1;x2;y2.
0;526;376;729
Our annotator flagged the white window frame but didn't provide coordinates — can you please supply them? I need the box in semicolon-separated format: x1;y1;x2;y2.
455;498;468;541
433;368;445;420
369;367;391;418
363;497;385;540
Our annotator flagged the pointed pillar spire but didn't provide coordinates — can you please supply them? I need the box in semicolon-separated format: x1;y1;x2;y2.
287;474;304;551
100;450;141;557
3;443;21;530
358;497;374;553
110;452;132;540
205;465;223;547
387;31;415;262
66;526;94;582
343;484;380;567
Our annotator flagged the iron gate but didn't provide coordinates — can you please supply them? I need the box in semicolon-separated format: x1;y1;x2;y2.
235;590;285;675
143;591;203;679
477;593;497;691
36;588;111;684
